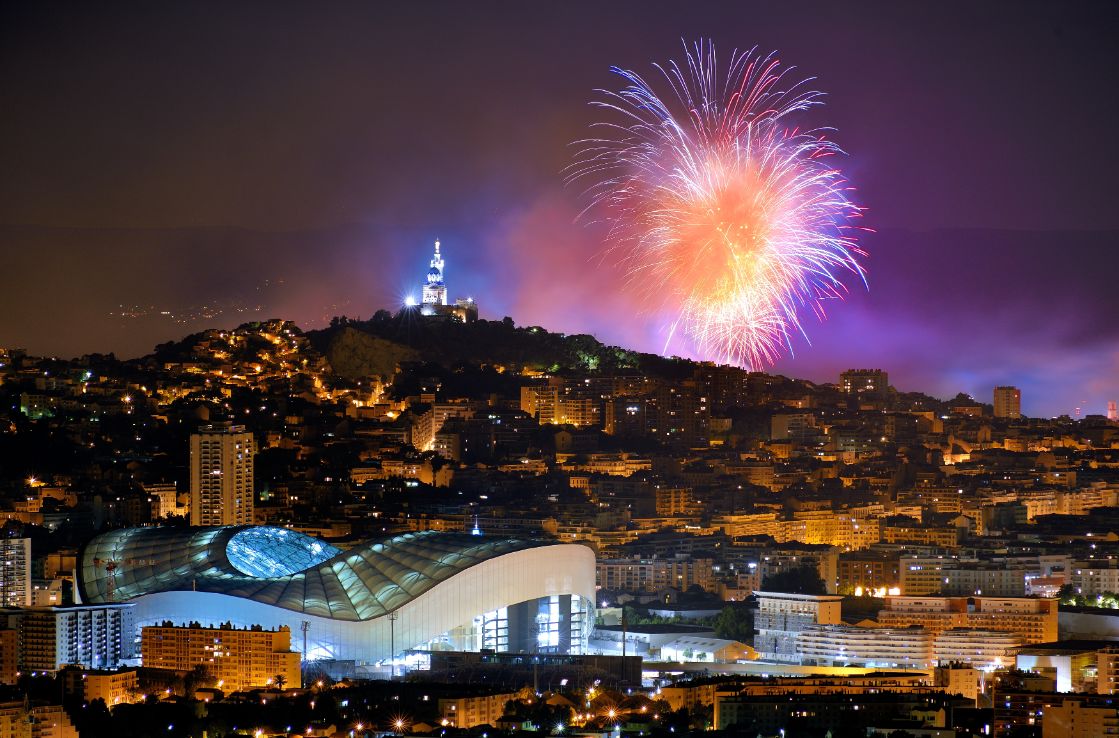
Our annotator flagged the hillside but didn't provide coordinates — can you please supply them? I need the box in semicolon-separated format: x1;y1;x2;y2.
306;312;697;379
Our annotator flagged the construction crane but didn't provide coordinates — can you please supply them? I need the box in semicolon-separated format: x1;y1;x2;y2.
91;557;118;602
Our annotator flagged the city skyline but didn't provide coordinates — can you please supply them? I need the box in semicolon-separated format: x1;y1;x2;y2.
5;5;1119;732
3;2;1118;417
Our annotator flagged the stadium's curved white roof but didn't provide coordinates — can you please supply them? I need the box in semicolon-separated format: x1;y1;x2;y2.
79;525;596;666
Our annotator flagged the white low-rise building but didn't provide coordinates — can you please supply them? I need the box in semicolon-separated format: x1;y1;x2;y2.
660;636;754;663
798;624;933;669
933;628;1021;670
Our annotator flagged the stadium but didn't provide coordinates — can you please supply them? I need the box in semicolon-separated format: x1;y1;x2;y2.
79;526;596;671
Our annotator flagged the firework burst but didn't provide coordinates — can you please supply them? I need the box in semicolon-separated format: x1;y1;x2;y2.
569;40;868;369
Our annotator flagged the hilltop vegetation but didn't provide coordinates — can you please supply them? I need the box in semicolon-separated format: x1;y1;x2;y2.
306;311;696;379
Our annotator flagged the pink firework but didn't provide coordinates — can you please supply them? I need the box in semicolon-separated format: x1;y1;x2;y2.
570;40;868;369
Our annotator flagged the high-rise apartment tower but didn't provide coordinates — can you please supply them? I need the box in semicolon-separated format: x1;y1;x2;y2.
994;386;1022;419
189;423;254;526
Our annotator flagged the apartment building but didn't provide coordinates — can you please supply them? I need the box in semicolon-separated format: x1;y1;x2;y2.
141;622;300;693
875;596;1057;644
439;692;517;727
753;591;843;662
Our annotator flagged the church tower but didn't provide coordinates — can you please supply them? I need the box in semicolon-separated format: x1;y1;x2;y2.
421;239;447;311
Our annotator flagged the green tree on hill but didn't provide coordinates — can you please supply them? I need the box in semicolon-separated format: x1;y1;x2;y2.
761;566;826;595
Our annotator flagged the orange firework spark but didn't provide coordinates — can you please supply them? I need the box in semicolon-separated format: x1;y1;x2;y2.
570;40;868;369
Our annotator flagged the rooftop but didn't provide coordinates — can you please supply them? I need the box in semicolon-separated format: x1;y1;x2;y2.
80;525;574;621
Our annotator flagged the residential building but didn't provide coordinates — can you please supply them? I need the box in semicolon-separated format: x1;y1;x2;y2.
0;629;16;685
837;550;900;595
17;604;135;672
994;386;1022;419
901;555;976;596
933;628;1021;670
439;692;517;728
753;591;843;662
1071;563;1119;597
1097;646;1119;695
61;667;140;706
142;482;188;519
189;423;254;526
942;565;1031;597
875;596;1057;644
596;556;716;593
1042;699;1119;738
0;537;31;608
839;369;889;400
1017;643;1103;694
797;624;932;669
141;622;301;693
770;413;816;442
0;702;78;738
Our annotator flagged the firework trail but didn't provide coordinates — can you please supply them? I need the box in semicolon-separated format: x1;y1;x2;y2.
569;40;867;369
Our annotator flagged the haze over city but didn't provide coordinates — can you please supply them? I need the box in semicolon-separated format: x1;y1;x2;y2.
4;2;1119;416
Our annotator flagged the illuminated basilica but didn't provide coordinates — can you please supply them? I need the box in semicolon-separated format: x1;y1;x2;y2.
415;240;478;322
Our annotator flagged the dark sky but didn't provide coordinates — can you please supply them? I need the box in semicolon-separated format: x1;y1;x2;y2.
2;1;1118;416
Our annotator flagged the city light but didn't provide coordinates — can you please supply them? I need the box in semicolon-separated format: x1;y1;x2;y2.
0;9;1111;738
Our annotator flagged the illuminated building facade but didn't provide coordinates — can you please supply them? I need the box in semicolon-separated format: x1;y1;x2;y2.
67;668;140;706
189;423;254;526
415;240;478;321
1016;644;1101;694
836;550;900;595
79;526;595;673
875;596;1057;644
421;239;448;309
596;556;715;593
797;623;933;669
141;622;301;692
753;591;844;662
0;702;77;738
839;369;889;400
521;379;602;428
16;604;135;672
994;385;1022;419
1042;699;1119;738
410;401;476;453
942;564;1031;597
933;628;1021;669
439;692;517;728
901;555;966;596
0;537;31;608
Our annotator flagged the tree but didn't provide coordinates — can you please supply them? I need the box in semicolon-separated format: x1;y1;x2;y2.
762;566;826;595
274;673;287;690
182;664;215;695
503;698;572;730
73;698;112;737
712;604;753;642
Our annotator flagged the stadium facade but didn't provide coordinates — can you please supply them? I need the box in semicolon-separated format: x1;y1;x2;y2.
78;526;595;670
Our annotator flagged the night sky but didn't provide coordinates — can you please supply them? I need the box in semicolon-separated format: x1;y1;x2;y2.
3;1;1118;417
